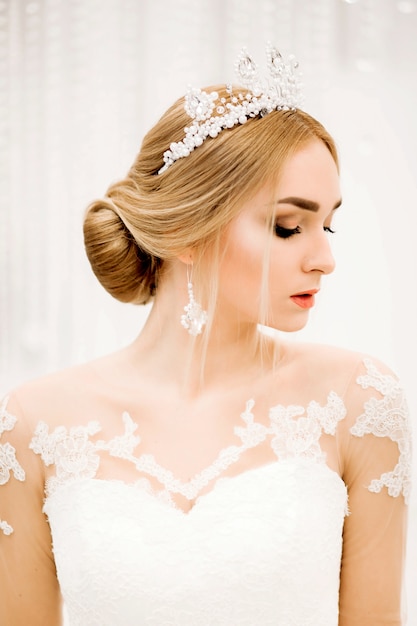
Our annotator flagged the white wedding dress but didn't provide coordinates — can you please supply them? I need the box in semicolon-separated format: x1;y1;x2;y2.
0;352;411;626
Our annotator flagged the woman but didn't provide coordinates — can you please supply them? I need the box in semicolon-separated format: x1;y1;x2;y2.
0;48;411;625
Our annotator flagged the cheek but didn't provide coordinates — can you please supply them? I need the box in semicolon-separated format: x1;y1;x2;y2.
221;228;266;287
269;247;293;283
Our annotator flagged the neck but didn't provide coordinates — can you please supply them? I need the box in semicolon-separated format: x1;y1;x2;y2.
128;292;280;397
124;260;283;396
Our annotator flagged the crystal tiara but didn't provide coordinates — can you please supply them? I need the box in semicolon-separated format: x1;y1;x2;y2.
158;44;303;174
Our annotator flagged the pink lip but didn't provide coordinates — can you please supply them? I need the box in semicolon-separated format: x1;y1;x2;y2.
290;290;319;310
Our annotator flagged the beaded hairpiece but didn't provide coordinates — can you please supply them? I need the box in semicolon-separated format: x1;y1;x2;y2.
158;44;303;174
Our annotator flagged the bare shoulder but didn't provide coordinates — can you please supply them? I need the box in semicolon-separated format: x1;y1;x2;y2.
280;340;398;391
5;348;131;430
285;339;395;367
282;340;364;371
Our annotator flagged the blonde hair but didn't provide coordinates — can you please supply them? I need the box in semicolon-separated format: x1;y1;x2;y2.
83;84;338;305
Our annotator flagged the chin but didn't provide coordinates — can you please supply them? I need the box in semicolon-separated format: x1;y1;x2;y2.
267;317;309;334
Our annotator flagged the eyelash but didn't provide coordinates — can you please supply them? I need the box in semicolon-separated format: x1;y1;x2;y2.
274;225;336;239
274;225;301;239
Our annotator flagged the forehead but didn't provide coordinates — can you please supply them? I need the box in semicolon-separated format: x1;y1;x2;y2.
238;139;340;215
275;140;340;202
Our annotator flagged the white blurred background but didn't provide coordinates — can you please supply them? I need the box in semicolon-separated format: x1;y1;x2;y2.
0;0;416;622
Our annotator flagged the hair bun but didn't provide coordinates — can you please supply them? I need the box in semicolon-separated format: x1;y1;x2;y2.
83;198;160;304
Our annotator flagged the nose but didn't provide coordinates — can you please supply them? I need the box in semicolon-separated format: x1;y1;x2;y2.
302;232;336;275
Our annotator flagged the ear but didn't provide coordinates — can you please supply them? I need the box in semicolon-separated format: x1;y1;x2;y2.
177;250;194;265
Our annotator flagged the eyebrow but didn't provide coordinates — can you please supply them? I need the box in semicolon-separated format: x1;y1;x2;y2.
277;196;342;212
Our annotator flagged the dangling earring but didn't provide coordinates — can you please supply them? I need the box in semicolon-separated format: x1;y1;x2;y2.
180;264;208;336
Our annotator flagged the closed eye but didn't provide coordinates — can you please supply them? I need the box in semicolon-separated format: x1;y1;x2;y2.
324;226;336;234
274;225;301;239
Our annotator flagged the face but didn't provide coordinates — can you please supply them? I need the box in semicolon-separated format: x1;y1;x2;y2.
215;139;341;332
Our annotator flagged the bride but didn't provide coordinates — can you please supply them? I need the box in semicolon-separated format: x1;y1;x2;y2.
0;48;411;625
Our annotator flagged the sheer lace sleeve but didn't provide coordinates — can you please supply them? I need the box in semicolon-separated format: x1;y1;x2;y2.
0;393;62;626
339;358;411;626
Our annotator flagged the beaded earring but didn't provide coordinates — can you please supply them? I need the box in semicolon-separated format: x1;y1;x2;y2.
180;265;207;336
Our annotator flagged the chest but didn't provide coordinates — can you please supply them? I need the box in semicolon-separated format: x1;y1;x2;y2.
33;389;346;512
45;459;346;626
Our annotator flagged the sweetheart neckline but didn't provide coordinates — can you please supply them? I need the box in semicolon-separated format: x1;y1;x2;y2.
44;457;347;517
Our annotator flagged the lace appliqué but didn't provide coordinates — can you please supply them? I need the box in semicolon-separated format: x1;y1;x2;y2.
0;518;13;535
350;358;411;503
30;420;106;496
30;394;346;503
30;413;161;500
269;392;346;461
0;397;26;535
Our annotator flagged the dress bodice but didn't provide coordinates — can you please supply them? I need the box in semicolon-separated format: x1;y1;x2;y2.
0;352;411;626
46;462;346;626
